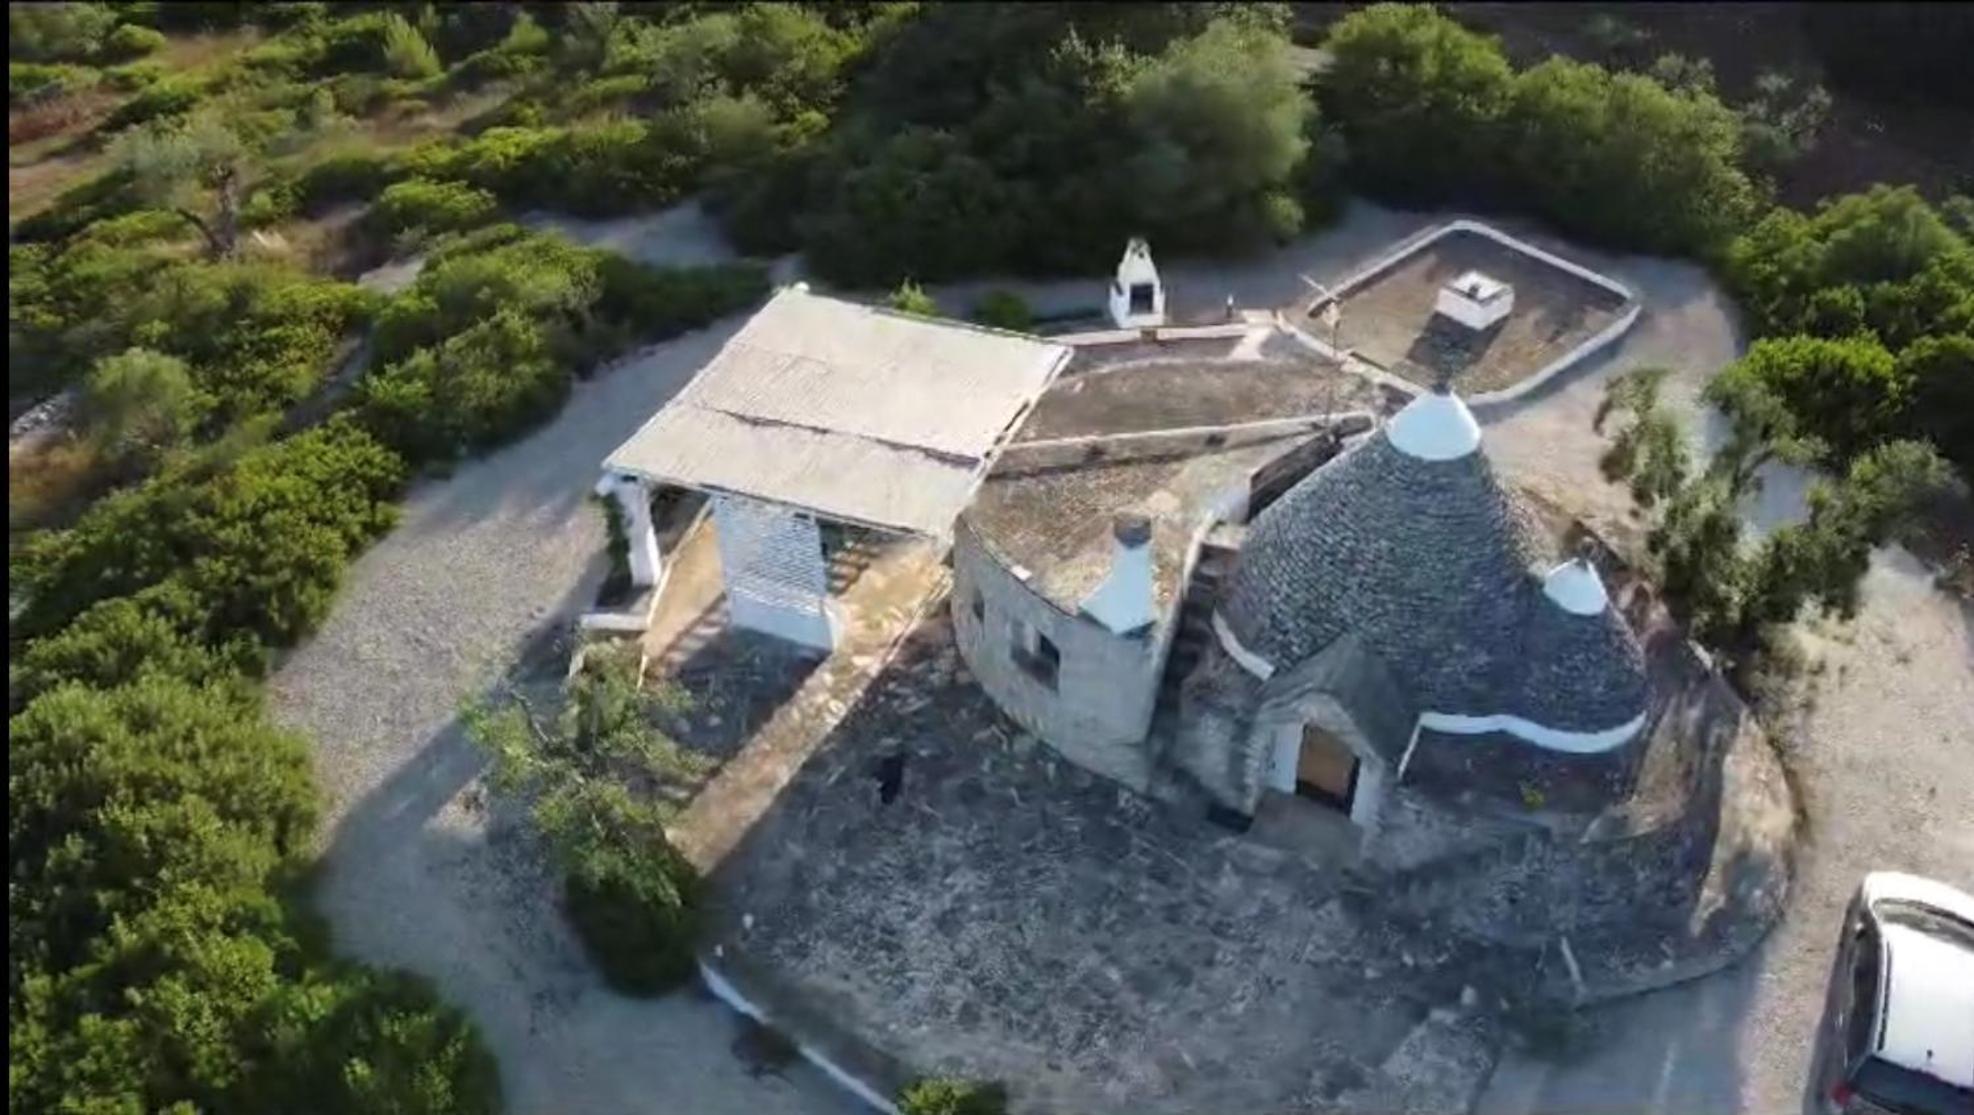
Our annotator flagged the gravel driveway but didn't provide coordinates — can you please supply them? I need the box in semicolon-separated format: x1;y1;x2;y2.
269;318;866;1115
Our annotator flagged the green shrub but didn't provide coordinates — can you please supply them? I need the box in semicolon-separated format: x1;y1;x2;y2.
370;177;499;239
100;21;166;62
563;840;702;995
357;308;567;462
9;2;119;63
101;58;165;91
12;418;406;646
887;279;940;317
294;149;404;211
970;290;1033;331
380;12;442;80
10;60;97;106
9;586;257;711
81;346;205;470
592;255;769;339
466;645;706;996
896;1078;1010;1115
99;74;206;132
1900;333;1974;477
1711;335;1910;462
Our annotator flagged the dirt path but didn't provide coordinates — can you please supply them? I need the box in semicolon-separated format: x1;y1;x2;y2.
268;319;865;1115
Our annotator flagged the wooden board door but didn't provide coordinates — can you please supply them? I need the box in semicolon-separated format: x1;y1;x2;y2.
1296;724;1359;813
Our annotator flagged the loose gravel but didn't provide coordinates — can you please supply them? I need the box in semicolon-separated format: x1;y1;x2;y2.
268;318;865;1115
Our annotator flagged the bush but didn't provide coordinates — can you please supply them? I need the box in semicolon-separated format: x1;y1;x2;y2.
100;21;166;62
8;673;500;1114
887;279;940;317
101;58;166;91
12;418;406;647
970;290;1033;331
9;2;120;63
1319;4;1756;256
897;1078;1010;1115
10;60;97;106
1900;333;1974;477
1318;3;1513;204
1711;335;1909;462
563;840;702;995
9;587;255;711
295;149;405;212
466;645;707;996
82;346;205;470
369;177;498;239
99;74;206;132
380;12;442;80
592;254;768;339
357;308;566;462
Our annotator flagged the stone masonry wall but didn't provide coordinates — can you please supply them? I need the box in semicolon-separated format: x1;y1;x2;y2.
951;519;1163;791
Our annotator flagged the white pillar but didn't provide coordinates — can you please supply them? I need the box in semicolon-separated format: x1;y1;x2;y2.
595;473;663;588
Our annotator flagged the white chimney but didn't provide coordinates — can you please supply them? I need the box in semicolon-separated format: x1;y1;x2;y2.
1081;513;1157;635
1541;557;1609;616
1107;238;1166;329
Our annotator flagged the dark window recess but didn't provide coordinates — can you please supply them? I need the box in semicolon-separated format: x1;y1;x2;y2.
1129;282;1155;315
970;591;985;622
1011;622;1060;690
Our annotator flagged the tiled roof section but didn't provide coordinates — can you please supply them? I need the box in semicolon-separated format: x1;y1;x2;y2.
1511;595;1649;731
1217;426;1647;734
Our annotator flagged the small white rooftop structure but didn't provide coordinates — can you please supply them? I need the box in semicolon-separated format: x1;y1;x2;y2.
1542;558;1611;616
606;286;1072;538
1385;390;1482;462
1436;269;1514;331
1108;238;1166;329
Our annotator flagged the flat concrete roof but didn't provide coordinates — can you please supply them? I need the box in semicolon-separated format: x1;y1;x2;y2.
605;287;1071;538
965;326;1392;613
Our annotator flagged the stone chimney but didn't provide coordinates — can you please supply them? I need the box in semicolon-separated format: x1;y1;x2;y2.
1080;513;1157;636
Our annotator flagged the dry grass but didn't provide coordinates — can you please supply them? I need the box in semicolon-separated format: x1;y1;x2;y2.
9;435;109;534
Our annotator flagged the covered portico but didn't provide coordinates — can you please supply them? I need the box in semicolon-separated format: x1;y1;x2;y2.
598;285;1072;650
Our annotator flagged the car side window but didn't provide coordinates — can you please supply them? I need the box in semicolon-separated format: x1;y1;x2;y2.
1844;921;1881;1066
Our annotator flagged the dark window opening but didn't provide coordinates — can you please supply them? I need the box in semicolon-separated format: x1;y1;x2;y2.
970;590;985;622
1011;620;1060;690
1129;282;1155;316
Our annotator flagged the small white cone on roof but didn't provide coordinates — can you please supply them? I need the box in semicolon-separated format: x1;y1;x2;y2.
1542;557;1610;616
1385;389;1482;461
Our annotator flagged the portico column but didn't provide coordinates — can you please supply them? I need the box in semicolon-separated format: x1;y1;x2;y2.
595;472;663;588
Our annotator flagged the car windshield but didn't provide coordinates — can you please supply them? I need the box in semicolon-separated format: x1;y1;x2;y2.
1853;1056;1974;1115
1874;899;1974;946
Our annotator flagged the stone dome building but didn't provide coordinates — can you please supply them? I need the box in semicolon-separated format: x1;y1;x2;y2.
1173;387;1650;830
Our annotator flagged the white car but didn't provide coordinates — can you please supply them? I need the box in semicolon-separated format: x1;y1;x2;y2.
1814;872;1974;1114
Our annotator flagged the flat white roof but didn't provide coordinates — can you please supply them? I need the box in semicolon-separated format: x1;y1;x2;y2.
1446;270;1509;303
605;287;1070;538
1880;920;1974;1087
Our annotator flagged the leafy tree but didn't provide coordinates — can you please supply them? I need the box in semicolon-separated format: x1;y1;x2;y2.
1738;69;1831;180
1501;57;1755;255
1899;333;1974;477
887;279;940;317
81;346;204;471
1710;335;1910;462
9;586;255;710
113;111;256;260
359;308;564;462
466;645;708;994
1318;4;1513;204
1123;18;1311;246
804;127;1018;285
1593;367;1688;507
